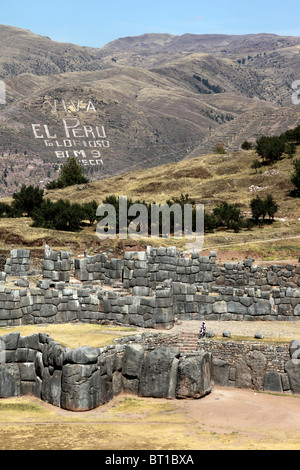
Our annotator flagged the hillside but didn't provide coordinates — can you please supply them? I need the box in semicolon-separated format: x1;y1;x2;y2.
45;147;299;215
0;25;105;78
1;27;300;196
1;145;298;263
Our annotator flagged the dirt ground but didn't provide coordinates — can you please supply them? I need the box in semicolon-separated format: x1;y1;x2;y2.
1;386;300;450
179;386;300;447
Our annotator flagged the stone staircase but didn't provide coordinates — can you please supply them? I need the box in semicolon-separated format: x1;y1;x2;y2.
177;332;200;353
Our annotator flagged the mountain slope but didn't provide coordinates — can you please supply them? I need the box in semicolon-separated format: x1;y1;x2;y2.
0;25;105;78
1;27;300;196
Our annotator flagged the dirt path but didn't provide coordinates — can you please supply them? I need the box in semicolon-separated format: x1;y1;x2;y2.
5;387;299;450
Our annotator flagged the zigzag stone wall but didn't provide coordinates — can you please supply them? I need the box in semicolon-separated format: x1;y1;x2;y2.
0;245;300;328
1;331;300;411
0;332;211;411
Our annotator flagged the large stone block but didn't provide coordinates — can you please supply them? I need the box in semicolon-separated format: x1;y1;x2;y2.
0;364;20;397
1;332;20;350
41;368;62;407
235;350;267;390
263;371;283;393
213;301;227;314
176;352;211;399
139;347;180;398
211;358;233;387
285;360;300;394
40;304;57;318
61;363;101;411
122;344;144;379
65;347;100;365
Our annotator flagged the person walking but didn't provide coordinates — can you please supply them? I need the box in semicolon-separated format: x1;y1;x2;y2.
197;322;206;344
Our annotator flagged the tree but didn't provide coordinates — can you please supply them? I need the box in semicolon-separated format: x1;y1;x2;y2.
204;212;217;233
213;201;243;231
256;136;285;164
59;158;89;187
250;196;266;224
47;158;89;189
0;202;14;218
291;159;300;195
250;194;278;223
285;142;297;159
265;194;278;221
241;140;253;150
83;200;98;226
12;185;44;217
32;199;86;232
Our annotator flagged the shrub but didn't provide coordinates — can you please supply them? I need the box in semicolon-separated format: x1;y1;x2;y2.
47;158;89;189
241;140;253;150
213;201;243;231
12;185;44;217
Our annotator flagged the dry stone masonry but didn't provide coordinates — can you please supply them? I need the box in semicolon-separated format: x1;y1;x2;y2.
4;249;31;276
0;330;299;411
0;245;300;407
0;245;300;327
0;331;211;411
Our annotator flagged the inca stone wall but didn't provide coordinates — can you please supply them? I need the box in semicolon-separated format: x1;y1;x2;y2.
1;331;300;410
42;246;73;283
0;332;211;411
98;281;174;329
1;245;300;327
4;249;30;276
0;284;99;326
75;254;124;283
208;340;300;394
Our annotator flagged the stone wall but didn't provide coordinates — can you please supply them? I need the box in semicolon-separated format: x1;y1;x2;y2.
173;284;300;321
42;246;73;283
98;281;174;329
0;284;99;326
4;249;31;276
124;247;300;291
0;332;211;411
1;331;300;411
1;245;300;328
207;340;300;394
75;254;124;284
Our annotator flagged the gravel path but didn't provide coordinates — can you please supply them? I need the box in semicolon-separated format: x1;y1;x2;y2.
155;320;300;341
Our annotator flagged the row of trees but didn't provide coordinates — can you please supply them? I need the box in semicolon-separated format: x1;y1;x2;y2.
0;185;279;235
0;184;97;232
95;194;278;235
204;195;278;233
242;124;300;165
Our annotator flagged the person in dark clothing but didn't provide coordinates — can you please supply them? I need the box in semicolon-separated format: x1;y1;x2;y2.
198;322;206;340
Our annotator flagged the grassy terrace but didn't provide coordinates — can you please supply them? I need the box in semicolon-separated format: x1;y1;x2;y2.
0;323;138;349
